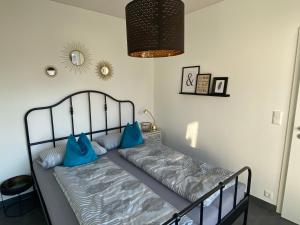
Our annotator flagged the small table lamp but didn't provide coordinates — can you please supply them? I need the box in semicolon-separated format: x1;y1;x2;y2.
143;109;157;131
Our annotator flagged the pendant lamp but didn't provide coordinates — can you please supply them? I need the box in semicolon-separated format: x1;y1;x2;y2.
126;0;184;58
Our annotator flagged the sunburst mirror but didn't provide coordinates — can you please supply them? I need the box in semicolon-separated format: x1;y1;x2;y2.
96;61;113;80
62;42;91;74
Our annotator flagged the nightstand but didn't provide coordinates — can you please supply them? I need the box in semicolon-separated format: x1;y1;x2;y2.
0;175;35;217
143;130;161;144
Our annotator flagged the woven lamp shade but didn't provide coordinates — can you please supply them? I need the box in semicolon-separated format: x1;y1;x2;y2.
126;0;184;58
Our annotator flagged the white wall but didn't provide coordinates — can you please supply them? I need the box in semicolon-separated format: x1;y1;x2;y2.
2;0;300;207
154;0;300;205
0;0;154;190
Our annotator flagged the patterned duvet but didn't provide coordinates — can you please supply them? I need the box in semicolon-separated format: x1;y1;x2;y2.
54;157;193;225
119;143;234;207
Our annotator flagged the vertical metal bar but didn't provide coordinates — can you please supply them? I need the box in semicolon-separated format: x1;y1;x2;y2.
233;176;239;209
243;206;249;225
173;213;180;225
24;115;34;172
32;180;37;207
246;169;252;196
32;172;52;225
218;182;224;223
132;103;135;123
70;97;75;135
243;169;251;225
119;102;122;132
104;96;108;135
88;92;93;140
200;202;204;225
50;108;55;147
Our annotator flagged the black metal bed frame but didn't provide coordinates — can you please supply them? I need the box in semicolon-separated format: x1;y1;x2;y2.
24;90;251;225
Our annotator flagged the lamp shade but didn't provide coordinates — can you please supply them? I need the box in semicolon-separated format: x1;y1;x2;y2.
126;0;184;58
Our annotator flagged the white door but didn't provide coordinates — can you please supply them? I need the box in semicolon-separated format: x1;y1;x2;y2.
282;127;300;224
282;30;300;225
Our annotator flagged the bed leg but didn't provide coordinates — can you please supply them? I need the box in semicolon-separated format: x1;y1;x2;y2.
243;207;249;225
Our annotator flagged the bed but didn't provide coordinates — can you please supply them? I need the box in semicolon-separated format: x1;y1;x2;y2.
24;90;251;225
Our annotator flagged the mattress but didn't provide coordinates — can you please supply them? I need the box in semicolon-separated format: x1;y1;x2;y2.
33;150;246;225
119;143;235;206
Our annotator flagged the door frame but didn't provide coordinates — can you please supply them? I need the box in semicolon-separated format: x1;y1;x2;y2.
277;27;300;213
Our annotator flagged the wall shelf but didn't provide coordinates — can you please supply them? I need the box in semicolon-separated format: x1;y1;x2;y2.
179;92;230;97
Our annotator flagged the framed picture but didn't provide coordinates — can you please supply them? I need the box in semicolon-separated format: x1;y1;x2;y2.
180;66;200;93
196;74;211;94
211;77;228;95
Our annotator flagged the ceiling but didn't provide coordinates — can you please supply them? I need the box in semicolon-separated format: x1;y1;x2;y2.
51;0;224;19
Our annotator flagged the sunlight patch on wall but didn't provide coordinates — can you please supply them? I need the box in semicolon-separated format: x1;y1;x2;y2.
186;121;199;148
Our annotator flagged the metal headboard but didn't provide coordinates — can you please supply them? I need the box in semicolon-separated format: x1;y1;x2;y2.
24;90;135;171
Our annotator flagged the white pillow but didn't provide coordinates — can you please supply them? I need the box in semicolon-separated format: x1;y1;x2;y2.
91;141;107;155
39;145;65;169
39;141;107;169
95;133;122;150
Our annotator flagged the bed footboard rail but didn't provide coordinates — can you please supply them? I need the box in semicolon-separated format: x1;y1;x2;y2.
162;166;252;225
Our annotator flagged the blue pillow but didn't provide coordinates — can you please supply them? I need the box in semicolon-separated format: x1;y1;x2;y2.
63;134;97;167
120;122;144;149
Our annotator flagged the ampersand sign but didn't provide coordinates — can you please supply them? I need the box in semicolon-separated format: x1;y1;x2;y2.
186;73;194;86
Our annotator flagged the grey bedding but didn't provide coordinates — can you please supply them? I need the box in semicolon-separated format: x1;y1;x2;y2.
119;143;236;207
54;157;193;225
33;150;245;225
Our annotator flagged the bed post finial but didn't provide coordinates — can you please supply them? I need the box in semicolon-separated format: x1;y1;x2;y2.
173;213;181;224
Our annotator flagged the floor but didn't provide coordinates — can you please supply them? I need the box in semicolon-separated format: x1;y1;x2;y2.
233;197;296;225
0;195;296;225
0;195;47;225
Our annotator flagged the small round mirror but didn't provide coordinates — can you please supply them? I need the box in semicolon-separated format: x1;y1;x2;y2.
70;50;85;66
96;61;113;80
100;66;110;76
45;66;57;77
